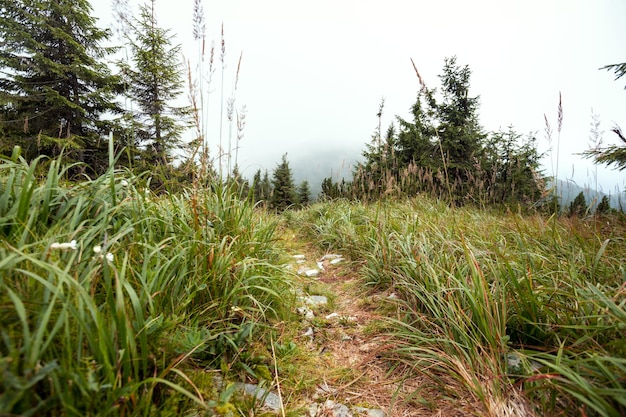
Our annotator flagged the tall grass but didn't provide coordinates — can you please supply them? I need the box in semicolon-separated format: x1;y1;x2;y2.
0;148;292;415
295;197;626;416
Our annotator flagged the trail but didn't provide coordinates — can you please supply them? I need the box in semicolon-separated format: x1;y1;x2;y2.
282;237;470;417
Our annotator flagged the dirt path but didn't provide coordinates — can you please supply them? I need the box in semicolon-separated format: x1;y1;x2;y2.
283;242;466;417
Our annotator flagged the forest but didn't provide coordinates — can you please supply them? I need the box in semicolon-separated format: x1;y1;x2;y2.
1;0;626;416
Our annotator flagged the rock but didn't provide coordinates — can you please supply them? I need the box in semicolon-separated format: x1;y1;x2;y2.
211;376;283;412
352;407;385;417
305;269;320;277
297;306;315;320
320;254;342;261
506;352;541;374
309;400;352;417
302;295;328;306
325;312;340;319
241;383;282;411
316;261;325;271
293;254;306;259
329;258;344;265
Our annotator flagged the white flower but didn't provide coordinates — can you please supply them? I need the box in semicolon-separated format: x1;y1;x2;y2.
50;240;78;250
93;245;102;254
121;179;129;187
105;253;114;263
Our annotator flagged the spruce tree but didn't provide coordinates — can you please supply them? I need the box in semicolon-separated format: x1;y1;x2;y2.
484;127;543;206
119;0;191;166
271;154;296;211
596;195;611;215
261;170;272;201
0;0;122;172
252;168;263;203
435;56;485;176
569;191;587;217
297;180;311;206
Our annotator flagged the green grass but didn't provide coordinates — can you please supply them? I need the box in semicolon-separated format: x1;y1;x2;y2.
293;197;626;416
2;151;625;416
0;152;294;416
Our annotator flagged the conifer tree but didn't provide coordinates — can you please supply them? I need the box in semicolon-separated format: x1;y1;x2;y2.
119;0;191;166
0;0;121;172
569;191;587;217
252;168;263;203
483;127;543;205
435;56;485;177
297;180;311;206
261;170;272;201
271;154;296;211
596;195;611;215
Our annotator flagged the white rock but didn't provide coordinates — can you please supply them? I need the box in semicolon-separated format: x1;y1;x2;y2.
325;312;340;319
303;295;328;306
297;306;315;320
293;254;306;259
305;269;320;277
329;258;344;265
316;261;325;271
320;254;342;261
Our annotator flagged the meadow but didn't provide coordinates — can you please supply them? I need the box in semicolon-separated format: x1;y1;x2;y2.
1;149;625;416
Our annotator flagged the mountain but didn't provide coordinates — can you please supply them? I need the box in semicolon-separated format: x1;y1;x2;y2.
550;179;624;211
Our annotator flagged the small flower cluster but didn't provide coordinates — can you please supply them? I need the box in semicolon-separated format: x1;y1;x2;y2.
93;245;114;263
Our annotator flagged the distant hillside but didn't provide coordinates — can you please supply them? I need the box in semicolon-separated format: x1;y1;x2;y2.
550;179;624;211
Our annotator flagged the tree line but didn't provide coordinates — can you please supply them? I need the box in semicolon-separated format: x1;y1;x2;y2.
321;56;625;213
0;0;189;177
0;1;623;212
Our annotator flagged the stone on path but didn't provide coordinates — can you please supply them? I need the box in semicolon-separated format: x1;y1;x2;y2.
302;295;328;306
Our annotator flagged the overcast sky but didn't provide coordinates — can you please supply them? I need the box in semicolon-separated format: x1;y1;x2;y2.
94;0;626;194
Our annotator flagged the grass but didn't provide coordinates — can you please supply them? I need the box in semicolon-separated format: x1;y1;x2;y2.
2;148;625;416
0;149;294;416
293;197;626;416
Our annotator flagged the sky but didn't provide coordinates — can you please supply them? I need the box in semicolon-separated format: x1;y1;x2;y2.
93;0;626;195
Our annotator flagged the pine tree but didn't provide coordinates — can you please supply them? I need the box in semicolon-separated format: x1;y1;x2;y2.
484;127;544;206
320;177;339;200
0;0;122;173
119;0;191;166
435;56;485;177
271;154;296;211
569;192;587;217
596;195;611;215
252;168;263;203
297;180;311;206
261;170;272;201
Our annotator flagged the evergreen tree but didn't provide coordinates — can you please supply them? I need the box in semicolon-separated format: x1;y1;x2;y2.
435;56;485;177
320;177;339;200
0;0;122;172
601;61;626;90
569;191;587;217
583;127;626;172
251;168;263;203
119;0;191;166
271;154;296;211
297;180;311;206
596;195;611;215
395;90;436;168
261;170;272;201
483;127;544;206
